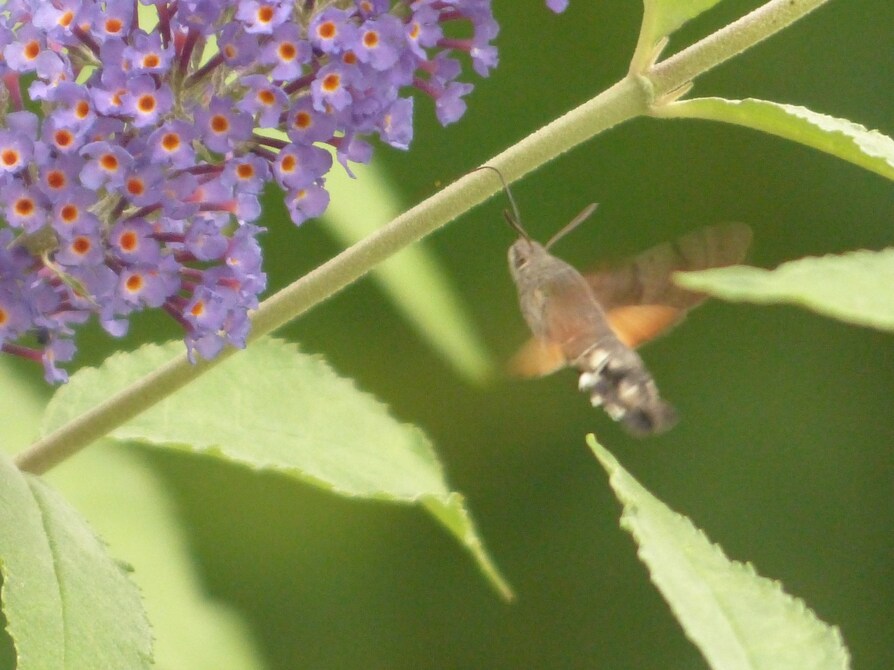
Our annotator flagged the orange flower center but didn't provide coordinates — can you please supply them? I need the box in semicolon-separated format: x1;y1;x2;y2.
126;178;145;196
278;43;297;60
46;171;66;189
161;132;180;151
14;198;35;216
210;115;229;133
60;204;78;222
72;236;91;254
119;231;138;252
1;149;19;166
24;41;39;60
137;94;156;113
54;129;74;148
100;154;119;171
293;112;312;129
126;274;144;292
321;73;341;92
317;21;336;39
280;155;297;172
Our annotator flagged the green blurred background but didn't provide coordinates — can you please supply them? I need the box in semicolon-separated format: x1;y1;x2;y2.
6;0;894;667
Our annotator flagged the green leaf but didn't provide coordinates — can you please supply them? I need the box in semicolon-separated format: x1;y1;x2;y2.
635;0;727;68
658;98;894;181
0;360;268;670
136;1;158;31
47;445;269;670
42;338;511;598
675;249;894;332
588;436;852;670
0;451;152;670
322;160;493;383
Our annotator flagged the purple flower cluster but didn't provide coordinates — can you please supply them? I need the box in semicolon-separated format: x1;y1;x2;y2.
0;0;500;382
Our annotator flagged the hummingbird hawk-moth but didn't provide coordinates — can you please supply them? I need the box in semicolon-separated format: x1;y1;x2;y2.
493;171;752;436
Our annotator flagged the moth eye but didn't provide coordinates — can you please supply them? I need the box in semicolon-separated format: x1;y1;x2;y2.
510;248;529;270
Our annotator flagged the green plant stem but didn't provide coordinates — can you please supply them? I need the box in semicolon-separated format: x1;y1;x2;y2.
14;0;831;475
649;0;833;96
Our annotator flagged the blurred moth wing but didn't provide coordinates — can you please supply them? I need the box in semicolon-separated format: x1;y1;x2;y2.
586;222;753;312
509;222;752;375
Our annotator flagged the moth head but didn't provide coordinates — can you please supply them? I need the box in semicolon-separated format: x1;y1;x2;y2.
507;237;547;280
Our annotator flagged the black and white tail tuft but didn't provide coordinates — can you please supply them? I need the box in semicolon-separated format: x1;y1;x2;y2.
576;342;678;436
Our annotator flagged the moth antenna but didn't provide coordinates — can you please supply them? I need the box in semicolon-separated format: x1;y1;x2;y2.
545;203;598;250
474;165;528;239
